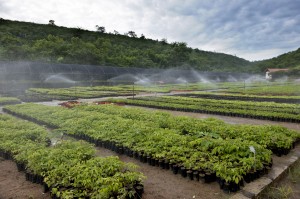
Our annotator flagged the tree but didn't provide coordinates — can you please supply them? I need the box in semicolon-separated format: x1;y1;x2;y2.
169;42;191;66
140;34;146;40
160;38;168;45
66;37;101;64
48;20;55;25
113;30;120;35
31;35;66;62
127;31;137;38
95;25;105;33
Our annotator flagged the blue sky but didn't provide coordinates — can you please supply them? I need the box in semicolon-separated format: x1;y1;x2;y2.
0;0;299;61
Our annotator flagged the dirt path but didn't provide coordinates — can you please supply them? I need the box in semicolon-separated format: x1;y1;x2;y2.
94;146;229;199
0;158;50;199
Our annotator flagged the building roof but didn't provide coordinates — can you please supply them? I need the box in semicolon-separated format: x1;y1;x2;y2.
265;68;289;73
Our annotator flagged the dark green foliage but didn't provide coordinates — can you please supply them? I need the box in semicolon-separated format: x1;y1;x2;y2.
0;19;250;71
251;48;300;72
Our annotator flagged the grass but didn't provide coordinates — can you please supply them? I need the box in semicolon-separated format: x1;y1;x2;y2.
288;160;300;184
259;160;300;199
263;186;294;199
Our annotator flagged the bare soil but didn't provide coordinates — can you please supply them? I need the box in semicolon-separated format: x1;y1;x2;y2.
0;158;50;199
94;146;229;199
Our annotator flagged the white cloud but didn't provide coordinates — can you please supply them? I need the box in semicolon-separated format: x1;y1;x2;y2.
0;0;299;61
237;48;287;61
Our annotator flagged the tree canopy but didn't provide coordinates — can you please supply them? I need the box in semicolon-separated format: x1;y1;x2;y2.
1;18;299;73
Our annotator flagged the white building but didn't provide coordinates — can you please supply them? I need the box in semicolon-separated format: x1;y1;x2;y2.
265;68;289;80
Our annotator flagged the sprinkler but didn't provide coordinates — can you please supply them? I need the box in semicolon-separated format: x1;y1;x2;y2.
132;82;135;99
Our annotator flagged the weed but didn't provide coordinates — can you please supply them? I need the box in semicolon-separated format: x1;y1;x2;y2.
259;185;294;199
288;161;300;184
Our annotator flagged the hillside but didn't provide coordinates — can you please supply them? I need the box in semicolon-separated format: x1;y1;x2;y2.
0;18;250;72
251;48;300;72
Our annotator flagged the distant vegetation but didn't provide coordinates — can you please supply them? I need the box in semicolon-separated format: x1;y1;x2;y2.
251;48;300;73
0;18;250;72
0;18;300;73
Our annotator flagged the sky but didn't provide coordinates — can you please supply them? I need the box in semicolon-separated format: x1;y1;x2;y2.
0;0;299;61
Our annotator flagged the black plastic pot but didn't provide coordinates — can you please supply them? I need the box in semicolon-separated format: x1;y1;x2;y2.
43;182;49;193
147;156;151;165
187;170;193;180
134;183;144;198
128;149;133;157
247;171;257;182
164;160;170;170
228;181;240;192
204;172;216;183
292;142;296;149
36;174;43;184
123;147;128;155
111;143;117;152
16;162;25;172
139;154;144;162
103;141;109;149
4;151;11;160
239;179;244;187
169;163;174;170
222;182;230;193
275;148;283;157
257;168;265;177
151;158;156;166
51;193;58;199
159;160;165;169
252;170;258;181
243;173;251;183
117;147;124;154
199;173;205;182
96;140;102;147
155;159;159;167
32;174;37;183
172;164;179;174
180;167;187;178
217;178;225;189
283;148;289;155
193;171;199;181
133;151;139;159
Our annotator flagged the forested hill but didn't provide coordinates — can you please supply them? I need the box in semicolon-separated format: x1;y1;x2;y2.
0;18;251;72
251;48;300;72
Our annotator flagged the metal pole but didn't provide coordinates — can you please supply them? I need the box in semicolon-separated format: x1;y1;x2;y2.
155;81;157;97
132;82;135;99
